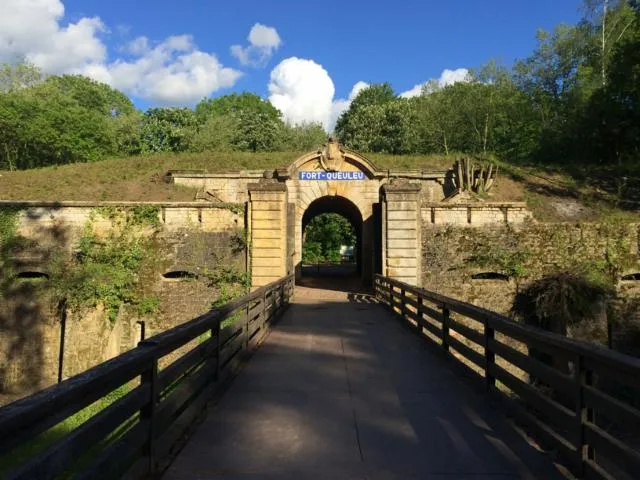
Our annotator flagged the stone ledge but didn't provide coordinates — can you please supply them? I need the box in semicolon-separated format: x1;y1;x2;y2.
0;200;244;208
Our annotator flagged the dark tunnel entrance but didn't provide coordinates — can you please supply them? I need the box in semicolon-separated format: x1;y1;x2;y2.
300;196;363;287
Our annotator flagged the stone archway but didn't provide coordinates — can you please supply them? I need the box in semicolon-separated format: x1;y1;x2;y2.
300;195;364;281
248;139;422;289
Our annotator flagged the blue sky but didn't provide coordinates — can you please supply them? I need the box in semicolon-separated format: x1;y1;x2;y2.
2;0;583;128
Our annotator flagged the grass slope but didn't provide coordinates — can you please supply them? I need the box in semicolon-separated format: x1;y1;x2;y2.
0;151;637;222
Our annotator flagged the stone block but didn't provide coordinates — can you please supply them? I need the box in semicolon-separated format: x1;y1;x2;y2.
387;239;419;249
387;229;417;240
253;238;282;249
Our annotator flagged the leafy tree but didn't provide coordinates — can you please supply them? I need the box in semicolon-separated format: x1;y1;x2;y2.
0;63;42;93
190;115;238;152
140;108;198;153
303;213;356;262
279;122;327;151
195;92;284;152
335;83;395;145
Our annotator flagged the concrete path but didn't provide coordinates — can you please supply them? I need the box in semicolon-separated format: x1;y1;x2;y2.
163;285;562;480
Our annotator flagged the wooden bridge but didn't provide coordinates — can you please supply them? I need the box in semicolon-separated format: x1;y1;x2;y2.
1;275;639;479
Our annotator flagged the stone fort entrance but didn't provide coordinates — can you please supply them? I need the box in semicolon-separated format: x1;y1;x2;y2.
168;138;531;289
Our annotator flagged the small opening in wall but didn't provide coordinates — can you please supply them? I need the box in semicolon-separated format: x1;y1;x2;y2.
621;273;640;281
16;271;50;280
471;272;509;281
162;270;197;280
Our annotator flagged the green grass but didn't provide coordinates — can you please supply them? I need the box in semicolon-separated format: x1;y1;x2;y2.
1;151;638;222
0;384;132;478
0;151;464;202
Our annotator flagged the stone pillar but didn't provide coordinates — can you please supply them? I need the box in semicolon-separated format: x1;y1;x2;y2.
382;183;422;286
248;183;288;289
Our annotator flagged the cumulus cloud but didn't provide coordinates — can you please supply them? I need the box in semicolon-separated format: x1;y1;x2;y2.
0;0;242;105
268;57;367;131
269;57;335;129
0;0;106;73
400;68;470;98
231;23;281;67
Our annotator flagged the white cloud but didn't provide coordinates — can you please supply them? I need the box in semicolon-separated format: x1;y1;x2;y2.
268;57;369;131
0;0;242;105
400;68;470;98
269;57;334;129
0;0;106;73
231;23;281;67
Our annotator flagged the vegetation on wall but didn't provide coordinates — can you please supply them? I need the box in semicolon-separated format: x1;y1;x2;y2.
0;206;23;288
51;206;162;323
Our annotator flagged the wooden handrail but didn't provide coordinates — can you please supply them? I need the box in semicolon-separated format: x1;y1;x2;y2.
0;274;294;480
375;274;640;479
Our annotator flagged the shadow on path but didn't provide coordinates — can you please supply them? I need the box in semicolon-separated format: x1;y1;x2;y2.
163;286;563;479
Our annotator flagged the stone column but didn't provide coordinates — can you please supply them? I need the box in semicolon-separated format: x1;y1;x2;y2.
382;183;422;286
248;183;288;289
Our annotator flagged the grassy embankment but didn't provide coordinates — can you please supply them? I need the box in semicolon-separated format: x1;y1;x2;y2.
0;151;638;222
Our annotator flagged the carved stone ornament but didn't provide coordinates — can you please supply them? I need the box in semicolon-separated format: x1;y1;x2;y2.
318;136;345;172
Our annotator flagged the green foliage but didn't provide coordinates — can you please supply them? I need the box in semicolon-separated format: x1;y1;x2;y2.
51;207;161;323
0;206;20;246
303;213;356;263
466;227;530;283
140;107;198;154
195;92;284;152
511;272;611;336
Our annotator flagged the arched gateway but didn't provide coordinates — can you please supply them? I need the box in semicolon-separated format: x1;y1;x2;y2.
248;138;422;288
167;138;531;290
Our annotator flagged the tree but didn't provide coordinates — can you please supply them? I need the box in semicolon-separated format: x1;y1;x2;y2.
303;214;356;263
195;93;284;152
279;122;327;151
335;83;395;145
140;108;198;153
0;63;42;93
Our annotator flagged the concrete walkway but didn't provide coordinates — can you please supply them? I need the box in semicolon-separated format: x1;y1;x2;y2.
164;285;562;480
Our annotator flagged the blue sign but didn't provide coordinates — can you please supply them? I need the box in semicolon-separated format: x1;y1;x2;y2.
299;171;365;181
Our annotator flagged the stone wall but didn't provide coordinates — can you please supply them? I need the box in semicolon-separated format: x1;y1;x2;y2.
0;202;244;405
421;220;640;317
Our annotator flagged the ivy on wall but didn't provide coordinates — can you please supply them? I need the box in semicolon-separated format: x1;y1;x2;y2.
51;206;162;323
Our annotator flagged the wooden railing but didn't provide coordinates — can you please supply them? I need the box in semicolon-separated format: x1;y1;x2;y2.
375;274;640;480
0;275;294;480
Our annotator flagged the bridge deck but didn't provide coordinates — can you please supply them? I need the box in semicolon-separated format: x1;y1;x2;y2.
164;285;562;479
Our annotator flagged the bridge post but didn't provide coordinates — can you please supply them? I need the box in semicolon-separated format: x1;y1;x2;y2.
441;304;450;353
382;183;422;287
139;350;159;474
483;317;495;391
575;354;596;476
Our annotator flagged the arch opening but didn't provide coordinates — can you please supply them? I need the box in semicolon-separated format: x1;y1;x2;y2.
300;196;363;285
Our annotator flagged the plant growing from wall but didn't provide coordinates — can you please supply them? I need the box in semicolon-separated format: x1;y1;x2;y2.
51;206;161;323
465;226;530;287
0;206;22;295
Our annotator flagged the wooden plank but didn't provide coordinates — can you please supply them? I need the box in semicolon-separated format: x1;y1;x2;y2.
583;357;640;393
0;353;153;456
155;361;216;436
73;419;149;480
488;338;575;396
417;316;443;340
5;384;148;480
158;338;215;392
488;363;576;434
418;304;443;324
491;386;580;473
448;318;485;346
583;459;617;480
447;336;486;370
583;385;640;429
584;423;640;475
154;381;215;463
